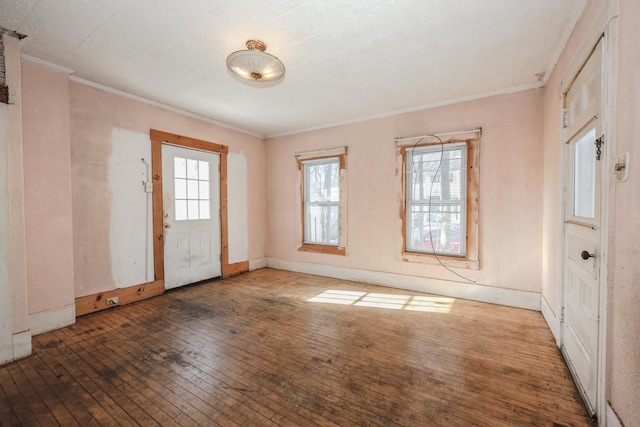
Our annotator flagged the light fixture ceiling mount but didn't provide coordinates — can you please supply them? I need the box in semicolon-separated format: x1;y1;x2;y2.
226;40;285;86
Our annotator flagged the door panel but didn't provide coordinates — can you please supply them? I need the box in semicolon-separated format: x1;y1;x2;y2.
562;39;602;416
162;144;221;289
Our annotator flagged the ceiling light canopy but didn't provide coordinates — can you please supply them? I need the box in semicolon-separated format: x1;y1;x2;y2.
226;40;285;87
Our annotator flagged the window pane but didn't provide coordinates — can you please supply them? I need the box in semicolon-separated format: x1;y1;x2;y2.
573;129;596;218
175;200;188;221
187;179;199;199
199;200;211;219
306;160;339;203
174;156;213;221
406;143;467;257
174;157;187;178
199;161;209;180
187;159;199;179
305;203;339;245
199;181;210;200
187;200;199;220
175;178;187;199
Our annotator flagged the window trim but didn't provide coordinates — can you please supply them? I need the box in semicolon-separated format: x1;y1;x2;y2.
399;135;480;269
296;149;347;256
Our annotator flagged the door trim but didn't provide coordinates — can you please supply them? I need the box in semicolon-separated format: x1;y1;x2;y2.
150;129;248;282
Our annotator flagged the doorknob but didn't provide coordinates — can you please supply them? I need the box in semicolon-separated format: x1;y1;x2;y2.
164;223;171;229
581;250;595;260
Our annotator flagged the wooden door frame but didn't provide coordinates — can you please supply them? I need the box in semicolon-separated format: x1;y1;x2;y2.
150;129;248;283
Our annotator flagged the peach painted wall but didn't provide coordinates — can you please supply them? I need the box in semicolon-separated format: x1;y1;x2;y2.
266;89;544;294
607;0;640;424
69;82;266;298
21;62;75;316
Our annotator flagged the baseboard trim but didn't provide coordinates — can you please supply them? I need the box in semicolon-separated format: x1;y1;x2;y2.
222;260;249;278
12;330;32;359
266;258;541;311
541;296;561;346
249;257;266;271
76;280;164;316
29;304;76;335
606;403;624;427
0;329;32;365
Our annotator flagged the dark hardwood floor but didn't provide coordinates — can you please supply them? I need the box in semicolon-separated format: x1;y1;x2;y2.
1;268;593;426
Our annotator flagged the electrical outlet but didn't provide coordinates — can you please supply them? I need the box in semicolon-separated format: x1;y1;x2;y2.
106;297;119;306
615;152;629;182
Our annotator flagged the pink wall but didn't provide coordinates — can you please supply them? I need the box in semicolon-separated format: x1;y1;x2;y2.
69;82;266;297
21;62;75;315
607;0;640;424
266;89;544;294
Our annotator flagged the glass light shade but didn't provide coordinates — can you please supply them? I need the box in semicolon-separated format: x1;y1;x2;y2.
226;40;285;86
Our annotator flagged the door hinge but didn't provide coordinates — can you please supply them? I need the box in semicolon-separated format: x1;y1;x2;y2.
562;109;568;129
595;135;604;161
559;307;565;323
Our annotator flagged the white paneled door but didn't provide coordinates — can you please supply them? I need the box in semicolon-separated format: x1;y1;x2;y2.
562;39;603;416
162;144;221;290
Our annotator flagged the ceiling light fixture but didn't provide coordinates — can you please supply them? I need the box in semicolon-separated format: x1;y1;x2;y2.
226;40;285;86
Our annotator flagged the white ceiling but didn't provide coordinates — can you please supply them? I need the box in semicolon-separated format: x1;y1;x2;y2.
0;0;587;138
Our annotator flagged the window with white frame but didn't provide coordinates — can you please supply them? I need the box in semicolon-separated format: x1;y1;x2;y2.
297;150;347;255
404;139;478;262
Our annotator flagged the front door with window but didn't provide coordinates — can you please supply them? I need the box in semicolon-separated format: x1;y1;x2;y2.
161;144;221;289
562;39;603;416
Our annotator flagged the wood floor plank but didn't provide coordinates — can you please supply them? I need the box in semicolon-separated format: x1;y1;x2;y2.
15;357;80;427
40;331;137;427
127;299;387;426
1;268;594;426
74;318;233;427
34;349;115;426
159;288;516;424
0;366;42;426
24;353;99;427
50;324;191;427
102;302;342;427
6;362;58;426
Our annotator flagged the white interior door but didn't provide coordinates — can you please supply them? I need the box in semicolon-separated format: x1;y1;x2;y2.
162;144;221;290
562;39;603;416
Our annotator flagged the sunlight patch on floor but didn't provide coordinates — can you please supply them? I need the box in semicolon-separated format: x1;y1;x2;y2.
308;290;454;313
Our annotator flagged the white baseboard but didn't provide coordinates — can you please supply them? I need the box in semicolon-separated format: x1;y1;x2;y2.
606;403;624;427
0;346;12;365
266;258;541;311
540;296;561;346
249;257;266;271
0;330;32;364
29;304;76;336
12;330;32;359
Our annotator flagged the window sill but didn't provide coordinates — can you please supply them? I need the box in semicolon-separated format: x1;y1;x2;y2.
299;244;347;256
401;251;479;270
